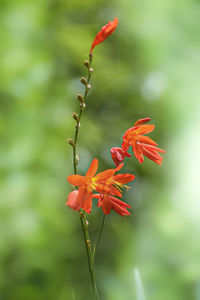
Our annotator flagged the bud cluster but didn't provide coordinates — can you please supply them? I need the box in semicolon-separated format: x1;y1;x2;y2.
67;54;94;180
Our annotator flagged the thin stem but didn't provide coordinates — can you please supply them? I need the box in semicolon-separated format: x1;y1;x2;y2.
80;212;99;300
71;54;99;299
96;214;106;251
93;214;106;258
73;54;92;174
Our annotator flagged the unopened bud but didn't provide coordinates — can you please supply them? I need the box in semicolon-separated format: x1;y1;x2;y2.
84;60;90;68
80;77;87;85
67;138;75;147
87;84;91;90
76;154;80;165
80;211;84;218
72;112;79;121
77;93;84;103
86;220;89;227
81;102;86;110
89;67;94;73
86;239;91;246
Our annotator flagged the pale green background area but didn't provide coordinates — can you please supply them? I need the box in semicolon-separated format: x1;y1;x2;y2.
0;0;200;299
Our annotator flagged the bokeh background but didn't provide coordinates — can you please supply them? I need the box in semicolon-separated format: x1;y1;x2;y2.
1;0;200;299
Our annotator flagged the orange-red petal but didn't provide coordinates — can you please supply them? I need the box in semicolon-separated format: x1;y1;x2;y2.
134;118;151;126
113;174;135;184
115;163;124;172
66;188;88;211
107;185;122;197
121;141;129;152
86;158;98;177
67;175;84;186
82;190;93;214
142;147;163;165
135;124;155;135
66;190;80;211
140;143;166;153
95;169;115;182
137;135;158;146
109;196;131;216
132;142;144;164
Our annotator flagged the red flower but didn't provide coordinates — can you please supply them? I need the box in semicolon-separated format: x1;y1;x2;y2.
67;158;135;216
122;118;165;165
67;159;98;213
94;164;135;196
93;167;135;215
93;194;131;216
111;147;131;167
90;17;118;54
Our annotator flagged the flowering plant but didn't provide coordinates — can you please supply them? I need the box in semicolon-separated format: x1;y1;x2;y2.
66;18;165;299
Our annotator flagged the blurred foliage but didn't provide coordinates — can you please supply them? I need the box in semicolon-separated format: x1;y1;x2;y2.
0;0;200;299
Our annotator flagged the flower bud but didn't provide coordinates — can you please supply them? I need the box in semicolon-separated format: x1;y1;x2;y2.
84;60;90;68
77;93;84;103
72;112;79;121
80;211;84;218
67;138;75;147
80;77;87;85
86;239;91;246
87;84;91;90
111;147;131;166
80;102;86;111
89;67;94;73
76;154;80;165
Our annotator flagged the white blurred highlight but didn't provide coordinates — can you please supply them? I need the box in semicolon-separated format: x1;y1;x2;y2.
134;268;146;300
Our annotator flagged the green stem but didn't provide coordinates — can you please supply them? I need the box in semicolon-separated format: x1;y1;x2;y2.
96;214;106;251
72;54;99;299
73;54;92;175
93;214;106;258
80;212;99;300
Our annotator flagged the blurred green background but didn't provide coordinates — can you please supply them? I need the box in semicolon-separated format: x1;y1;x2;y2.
1;0;200;299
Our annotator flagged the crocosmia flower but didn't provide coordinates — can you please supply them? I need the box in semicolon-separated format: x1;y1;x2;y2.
67;159;98;214
90;17;118;53
122;118;165;165
67;158;135;216
94;164;135;197
93;169;135;215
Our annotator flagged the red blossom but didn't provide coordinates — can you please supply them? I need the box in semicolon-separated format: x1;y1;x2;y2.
67;159;98;213
111;118;165;165
66;158;135;216
90;17;118;54
122;118;165;165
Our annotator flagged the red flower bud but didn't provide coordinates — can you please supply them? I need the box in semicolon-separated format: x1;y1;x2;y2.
111;147;131;167
90;17;118;54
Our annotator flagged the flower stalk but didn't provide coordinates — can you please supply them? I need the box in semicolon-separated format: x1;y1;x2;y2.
73;54;93;175
66;17;165;299
93;214;106;259
71;54;99;299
